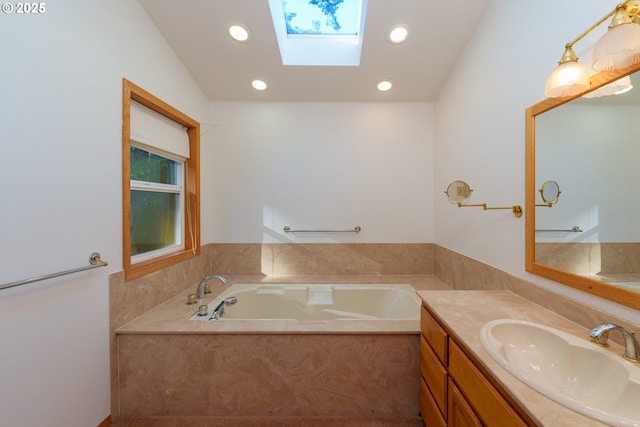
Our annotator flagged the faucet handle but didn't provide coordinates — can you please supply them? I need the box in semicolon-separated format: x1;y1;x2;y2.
589;323;615;346
186;293;198;305
198;304;209;316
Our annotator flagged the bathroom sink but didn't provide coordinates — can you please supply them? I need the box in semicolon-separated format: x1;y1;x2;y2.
479;319;640;427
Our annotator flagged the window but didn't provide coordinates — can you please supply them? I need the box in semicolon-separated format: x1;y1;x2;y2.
122;79;200;281
130;146;183;260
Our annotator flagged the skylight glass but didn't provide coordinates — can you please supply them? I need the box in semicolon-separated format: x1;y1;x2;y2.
269;0;367;66
283;0;361;36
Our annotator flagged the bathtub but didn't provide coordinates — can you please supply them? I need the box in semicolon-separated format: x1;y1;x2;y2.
118;281;424;420
190;283;420;321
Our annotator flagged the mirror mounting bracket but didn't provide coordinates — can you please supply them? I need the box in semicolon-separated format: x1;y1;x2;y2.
444;180;523;218
458;203;523;218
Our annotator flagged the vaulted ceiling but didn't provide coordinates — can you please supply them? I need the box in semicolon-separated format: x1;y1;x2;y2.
139;0;492;102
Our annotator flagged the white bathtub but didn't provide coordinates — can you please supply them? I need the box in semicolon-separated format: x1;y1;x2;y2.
190;283;420;321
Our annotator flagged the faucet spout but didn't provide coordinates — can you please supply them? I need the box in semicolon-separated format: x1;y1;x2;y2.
195;275;227;299
589;323;640;363
209;296;238;320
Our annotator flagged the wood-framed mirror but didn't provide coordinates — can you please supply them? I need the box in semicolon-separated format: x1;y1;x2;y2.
525;62;640;311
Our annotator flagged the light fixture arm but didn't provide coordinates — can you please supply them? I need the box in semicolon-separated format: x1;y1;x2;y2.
562;1;640;57
545;0;640;98
565;6;620;51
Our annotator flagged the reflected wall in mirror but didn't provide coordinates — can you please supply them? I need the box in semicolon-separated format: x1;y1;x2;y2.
526;62;640;311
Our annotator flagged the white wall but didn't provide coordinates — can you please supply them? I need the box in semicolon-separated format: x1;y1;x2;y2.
434;0;640;323
207;102;434;244
0;1;209;426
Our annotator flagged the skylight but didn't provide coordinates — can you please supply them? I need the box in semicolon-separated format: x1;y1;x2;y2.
269;0;367;66
283;0;360;36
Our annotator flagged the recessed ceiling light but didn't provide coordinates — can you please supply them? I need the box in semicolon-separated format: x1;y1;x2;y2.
251;79;267;91
377;80;393;92
387;24;409;44
228;22;252;43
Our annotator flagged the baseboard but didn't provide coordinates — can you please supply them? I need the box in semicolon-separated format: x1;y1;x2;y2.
98;415;111;427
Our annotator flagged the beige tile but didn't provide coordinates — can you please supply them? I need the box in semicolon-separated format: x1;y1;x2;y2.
117;334;419;418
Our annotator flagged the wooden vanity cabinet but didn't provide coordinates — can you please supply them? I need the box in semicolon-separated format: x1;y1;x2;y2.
419;304;534;427
448;378;482;427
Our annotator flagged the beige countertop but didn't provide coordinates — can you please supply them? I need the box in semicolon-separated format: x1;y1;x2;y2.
116;274;450;335
417;289;630;427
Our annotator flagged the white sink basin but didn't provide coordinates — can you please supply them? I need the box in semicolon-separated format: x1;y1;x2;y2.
479;319;640;426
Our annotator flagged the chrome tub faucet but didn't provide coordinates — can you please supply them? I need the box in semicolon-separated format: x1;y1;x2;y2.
187;275;228;305
209;296;238;320
590;323;640;363
195;275;228;299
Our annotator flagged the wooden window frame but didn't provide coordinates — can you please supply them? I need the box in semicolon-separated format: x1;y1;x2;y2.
122;79;200;281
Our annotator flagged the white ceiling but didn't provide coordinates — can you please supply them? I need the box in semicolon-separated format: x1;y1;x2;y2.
139;0;492;102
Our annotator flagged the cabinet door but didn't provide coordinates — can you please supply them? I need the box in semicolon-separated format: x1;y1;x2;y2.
420;378;446;427
449;341;528;427
448;379;482;427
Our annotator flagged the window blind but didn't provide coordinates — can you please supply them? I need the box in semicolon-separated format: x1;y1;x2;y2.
130;100;190;159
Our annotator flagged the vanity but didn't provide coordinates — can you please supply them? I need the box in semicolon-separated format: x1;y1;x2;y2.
417;290;622;427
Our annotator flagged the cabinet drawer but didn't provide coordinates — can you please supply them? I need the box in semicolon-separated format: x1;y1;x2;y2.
420;336;447;416
420;304;448;364
449;340;528;427
420;377;446;427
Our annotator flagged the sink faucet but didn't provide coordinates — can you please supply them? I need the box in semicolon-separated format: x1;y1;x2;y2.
209;296;238;320
589;323;640;363
195;275;227;299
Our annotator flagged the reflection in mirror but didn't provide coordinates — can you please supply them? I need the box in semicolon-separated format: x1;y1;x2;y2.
537;180;561;206
445;180;473;204
526;63;640;311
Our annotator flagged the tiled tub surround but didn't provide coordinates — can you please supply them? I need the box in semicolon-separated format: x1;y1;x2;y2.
114;275;450;423
110;243;640;425
109;243;435;417
118;334;419;418
418;290;634;426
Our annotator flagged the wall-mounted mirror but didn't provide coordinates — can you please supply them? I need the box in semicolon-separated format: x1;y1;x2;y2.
537;180;561;206
526;62;640;311
445;180;473;204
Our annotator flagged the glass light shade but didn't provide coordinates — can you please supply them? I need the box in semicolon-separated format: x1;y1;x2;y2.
592;23;640;71
544;61;590;98
583;75;633;98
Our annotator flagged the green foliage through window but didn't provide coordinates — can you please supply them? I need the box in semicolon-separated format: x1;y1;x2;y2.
130;147;178;185
130;146;183;257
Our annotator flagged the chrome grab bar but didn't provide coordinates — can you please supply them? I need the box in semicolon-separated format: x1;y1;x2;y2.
0;252;108;292
535;226;583;232
284;226;361;233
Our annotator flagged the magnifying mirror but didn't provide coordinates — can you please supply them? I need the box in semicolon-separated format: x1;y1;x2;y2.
445;180;473;204
538;180;561;206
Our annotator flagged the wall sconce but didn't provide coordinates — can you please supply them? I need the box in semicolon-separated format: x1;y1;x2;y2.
545;0;640;98
444;180;523;218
